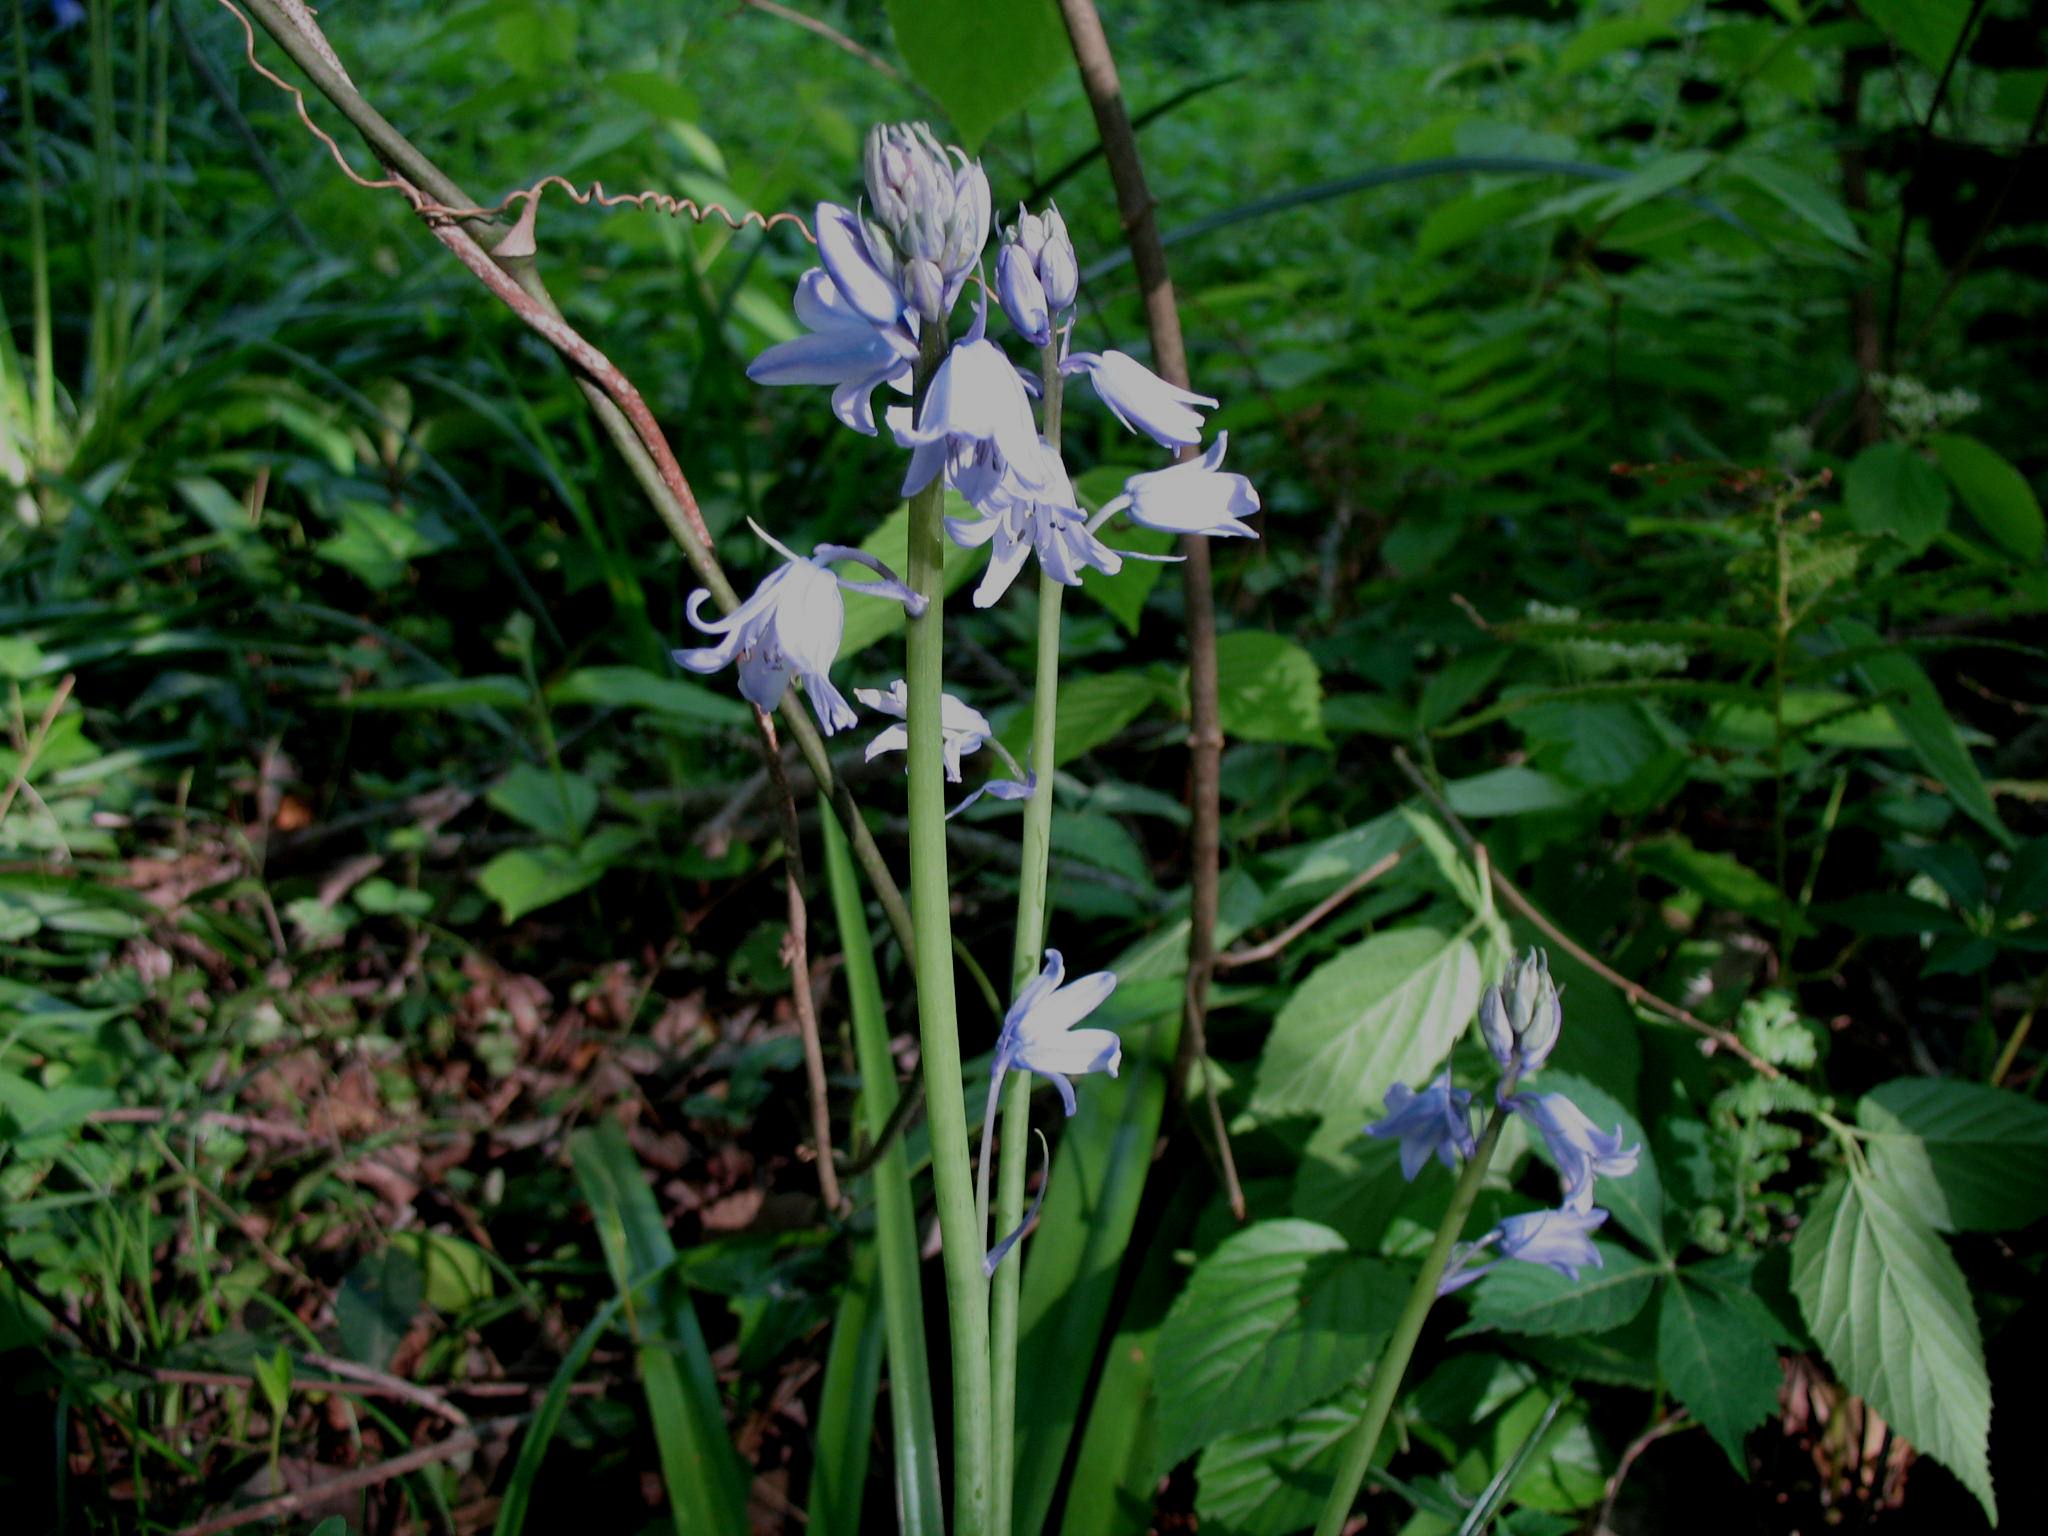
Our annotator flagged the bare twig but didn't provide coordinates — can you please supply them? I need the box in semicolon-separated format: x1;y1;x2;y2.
84;1107;318;1143
1215;847;1409;971
174;1416;524;1536
740;0;903;81
152;1361;468;1428
757;708;843;1214
0;672;75;826
1056;0;1243;1222
1391;749;1782;1078
1596;1410;1693;1535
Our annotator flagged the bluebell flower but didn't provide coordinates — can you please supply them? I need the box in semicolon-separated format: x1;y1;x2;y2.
816;202;907;329
945;440;1132;608
50;0;85;26
1506;1092;1640;1211
1439;1205;1609;1295
888;301;1046;499
1366;1070;1476;1180
745;268;917;435
992;947;1121;1117
1062;350;1218;450
854;680;992;782
946;772;1036;821
996;205;1078;346
1099;433;1261;539
673;524;923;734
1478;949;1562;1078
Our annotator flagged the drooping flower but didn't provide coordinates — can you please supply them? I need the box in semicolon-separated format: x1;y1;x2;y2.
888;301;1045;498
1366;1070;1476;1181
857;122;991;324
1505;1092;1640;1212
1062;349;1218;450
672;524;923;734
996;204;1079;346
946;772;1036;820
816;201;908;329
745;268;917;435
1099;432;1261;539
1477;949;1563;1079
50;0;85;28
992;948;1121;1117
1438;1205;1609;1295
945;439;1129;608
854;680;992;782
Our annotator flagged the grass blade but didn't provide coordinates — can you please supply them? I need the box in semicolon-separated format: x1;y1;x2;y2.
809;1241;886;1536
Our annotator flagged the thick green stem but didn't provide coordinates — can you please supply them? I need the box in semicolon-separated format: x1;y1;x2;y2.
989;342;1069;1536
1313;1102;1511;1536
905;324;992;1536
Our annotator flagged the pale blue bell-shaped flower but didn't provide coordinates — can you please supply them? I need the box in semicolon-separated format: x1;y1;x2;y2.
854;680;991;782
945;439;1131;608
993;948;1121;1116
1505;1092;1640;1212
816;202;905;328
673;523;924;735
996;204;1079;346
1438;1205;1609;1295
1062;349;1218;450
945;771;1036;820
1099;432;1261;539
745;269;917;435
1366;1070;1476;1181
888;301;1046;498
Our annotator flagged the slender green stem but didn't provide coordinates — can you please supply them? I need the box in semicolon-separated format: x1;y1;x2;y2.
904;323;992;1536
988;341;1069;1536
13;0;56;450
821;813;943;1536
1313;1099;1512;1536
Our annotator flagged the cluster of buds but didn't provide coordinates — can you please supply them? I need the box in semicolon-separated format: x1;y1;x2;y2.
995;205;1078;347
856;122;991;325
1477;948;1562;1082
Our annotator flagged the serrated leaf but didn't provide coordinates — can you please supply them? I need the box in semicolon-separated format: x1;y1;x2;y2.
1634;832;1800;930
1790;1172;1995;1521
1290;1123;1412;1252
1252;928;1482;1123
1151;1220;1407;1475
1458;1242;1659;1338
998;669;1160;769
1528;1072;1666;1255
1193;1382;1371;1536
1844;442;1950;552
1657;1277;1782;1472
1859;1076;2048;1232
885;0;1068;150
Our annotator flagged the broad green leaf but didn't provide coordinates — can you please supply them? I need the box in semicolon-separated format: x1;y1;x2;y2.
1555;13;1679;76
1516;697;1663;787
1791;1172;1995;1521
1844;442;1950;552
1929;432;2045;562
388;1232;496;1311
885;0;1069;150
1705;689;1911;750
1457;1242;1658;1338
1657;1276;1783;1471
1633;833;1795;927
335;1247;423;1370
1442;1385;1606;1518
547;665;750;726
1730;156;1864;251
1838;619;2014;849
1214;631;1329;748
476;827;640;922
1442;765;1579;818
1290;1122;1412;1252
1858;0;1970;71
1859;1077;2048;1232
1260;809;1407;916
1529;1072;1665;1254
1151;1220;1406;1474
1252;928;1483;1123
1001;670;1159;769
836;495;982;655
487;764;598;843
1192;1382;1371;1536
317;500;452;589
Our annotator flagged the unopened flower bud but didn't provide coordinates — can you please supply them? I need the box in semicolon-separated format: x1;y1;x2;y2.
996;203;1078;344
997;241;1052;346
1478;949;1561;1077
904;259;947;328
1036;205;1078;312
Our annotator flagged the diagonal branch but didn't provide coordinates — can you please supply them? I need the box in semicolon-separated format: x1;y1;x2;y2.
1056;0;1242;1222
222;0;916;961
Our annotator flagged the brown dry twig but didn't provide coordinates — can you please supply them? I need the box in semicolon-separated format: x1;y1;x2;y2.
1216;846;1410;971
1391;749;1781;1078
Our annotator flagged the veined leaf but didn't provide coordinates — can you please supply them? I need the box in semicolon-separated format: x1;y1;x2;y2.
885;0;1068;150
1457;1242;1658;1339
1791;1172;1995;1522
1859;1077;2048;1232
1657;1276;1783;1471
